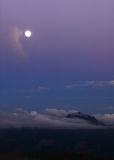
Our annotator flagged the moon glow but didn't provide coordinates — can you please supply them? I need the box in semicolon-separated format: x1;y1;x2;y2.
24;30;32;38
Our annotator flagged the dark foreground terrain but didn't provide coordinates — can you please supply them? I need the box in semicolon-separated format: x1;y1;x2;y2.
0;151;112;160
0;128;114;159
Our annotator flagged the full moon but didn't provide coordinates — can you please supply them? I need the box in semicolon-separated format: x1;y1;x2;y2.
24;30;32;38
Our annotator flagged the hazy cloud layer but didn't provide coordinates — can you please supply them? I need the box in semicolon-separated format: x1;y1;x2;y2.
65;81;114;89
0;108;113;129
37;86;51;91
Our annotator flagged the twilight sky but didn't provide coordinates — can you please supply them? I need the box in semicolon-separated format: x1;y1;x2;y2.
0;0;114;114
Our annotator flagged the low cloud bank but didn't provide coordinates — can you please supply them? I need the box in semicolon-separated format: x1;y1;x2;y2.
0;108;114;129
95;114;114;126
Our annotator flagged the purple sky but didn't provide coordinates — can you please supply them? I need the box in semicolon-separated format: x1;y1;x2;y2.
0;0;114;113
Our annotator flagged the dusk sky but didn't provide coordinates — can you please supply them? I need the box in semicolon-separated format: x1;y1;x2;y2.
0;0;114;114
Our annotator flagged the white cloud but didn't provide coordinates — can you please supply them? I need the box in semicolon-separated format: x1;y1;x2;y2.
45;108;67;117
104;114;114;119
94;113;114;126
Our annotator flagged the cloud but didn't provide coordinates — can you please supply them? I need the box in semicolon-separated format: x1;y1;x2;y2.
65;85;74;89
85;81;107;87
104;114;114;119
45;108;67;118
0;108;111;129
37;86;51;91
25;96;31;99
45;108;79;118
2;26;27;59
109;81;114;86
94;113;114;126
65;81;114;89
